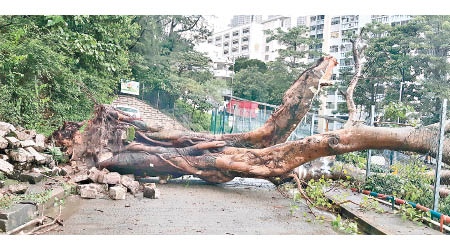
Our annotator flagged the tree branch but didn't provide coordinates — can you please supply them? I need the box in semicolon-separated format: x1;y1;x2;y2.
345;29;367;127
175;16;201;33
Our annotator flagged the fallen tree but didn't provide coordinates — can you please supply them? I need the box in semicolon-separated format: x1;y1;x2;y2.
52;55;450;186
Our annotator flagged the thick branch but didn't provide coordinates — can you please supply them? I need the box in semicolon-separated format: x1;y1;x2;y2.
143;56;338;148
346;31;367;126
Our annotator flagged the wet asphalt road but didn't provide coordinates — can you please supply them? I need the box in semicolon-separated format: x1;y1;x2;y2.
48;177;338;235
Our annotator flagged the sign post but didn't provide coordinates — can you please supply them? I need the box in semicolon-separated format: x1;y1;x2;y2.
120;81;140;96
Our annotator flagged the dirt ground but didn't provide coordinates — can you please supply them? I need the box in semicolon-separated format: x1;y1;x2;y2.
47;177;338;235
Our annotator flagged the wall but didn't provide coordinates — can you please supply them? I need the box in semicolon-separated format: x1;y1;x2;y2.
111;95;186;130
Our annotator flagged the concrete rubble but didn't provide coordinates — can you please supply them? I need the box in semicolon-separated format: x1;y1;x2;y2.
70;165;155;201
0;120;160;217
0;121;57;185
109;185;127;200
143;183;160;199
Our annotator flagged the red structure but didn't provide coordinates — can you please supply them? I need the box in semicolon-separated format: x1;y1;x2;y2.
226;99;258;118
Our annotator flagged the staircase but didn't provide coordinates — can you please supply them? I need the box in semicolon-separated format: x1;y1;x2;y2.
111;95;185;130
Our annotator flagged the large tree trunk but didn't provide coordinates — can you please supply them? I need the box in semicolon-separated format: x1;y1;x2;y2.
52;56;450;186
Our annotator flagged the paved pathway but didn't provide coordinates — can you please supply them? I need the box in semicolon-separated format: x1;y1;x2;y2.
48;177;338;235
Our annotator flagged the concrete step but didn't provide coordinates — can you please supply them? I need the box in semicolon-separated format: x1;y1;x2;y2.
325;188;443;235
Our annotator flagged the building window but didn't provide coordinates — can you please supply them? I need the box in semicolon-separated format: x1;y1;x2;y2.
242;28;250;34
233;31;239;36
265;46;270;52
310;16;316;22
242;36;249;42
224;50;229;55
224;42;229;47
331;17;340;25
265;55;269;61
326;102;335;109
318;15;325;20
332;74;337;80
232;47;238;53
241;45;248;51
215;36;221;41
317;24;324;31
232;39;239;45
330;45;338;52
331;31;339;38
207;39;212;44
317;34;323;39
224;33;230;39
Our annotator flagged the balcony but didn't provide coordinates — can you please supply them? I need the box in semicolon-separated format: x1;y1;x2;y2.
213;69;233;78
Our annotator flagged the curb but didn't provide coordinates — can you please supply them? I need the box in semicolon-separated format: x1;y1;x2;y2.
0;185;68;233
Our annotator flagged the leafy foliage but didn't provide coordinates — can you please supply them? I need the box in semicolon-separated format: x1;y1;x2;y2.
337;152;367;170
265;25;322;70
363;161;450;215
0;189;52;210
337;16;450;126
0;15;138;135
332;214;360;234
233;58;267;73
0;15;221;134
383;101;417;124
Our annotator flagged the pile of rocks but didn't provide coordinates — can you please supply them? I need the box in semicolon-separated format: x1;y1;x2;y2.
71;167;160;200
0;121;59;186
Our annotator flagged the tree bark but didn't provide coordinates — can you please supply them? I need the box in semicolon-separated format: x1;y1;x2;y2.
53;56;450;186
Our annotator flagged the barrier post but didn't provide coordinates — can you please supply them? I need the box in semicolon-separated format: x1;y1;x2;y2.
366;105;375;180
433;99;447;211
310;113;315;136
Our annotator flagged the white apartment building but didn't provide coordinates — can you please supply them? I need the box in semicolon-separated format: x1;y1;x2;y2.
198;15;413;131
312;15;412;131
194;43;234;80
230;15;263;27
261;15;293;62
371;15;411;26
206;22;266;62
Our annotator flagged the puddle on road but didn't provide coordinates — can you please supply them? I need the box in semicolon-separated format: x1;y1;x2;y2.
43;195;84;222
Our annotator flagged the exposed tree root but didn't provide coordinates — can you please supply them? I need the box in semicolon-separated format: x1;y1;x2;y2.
52;56;450;188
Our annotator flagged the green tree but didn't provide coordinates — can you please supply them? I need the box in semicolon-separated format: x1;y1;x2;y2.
336;17;450;125
233;57;267;73
265;25;322;70
0;15;138;134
